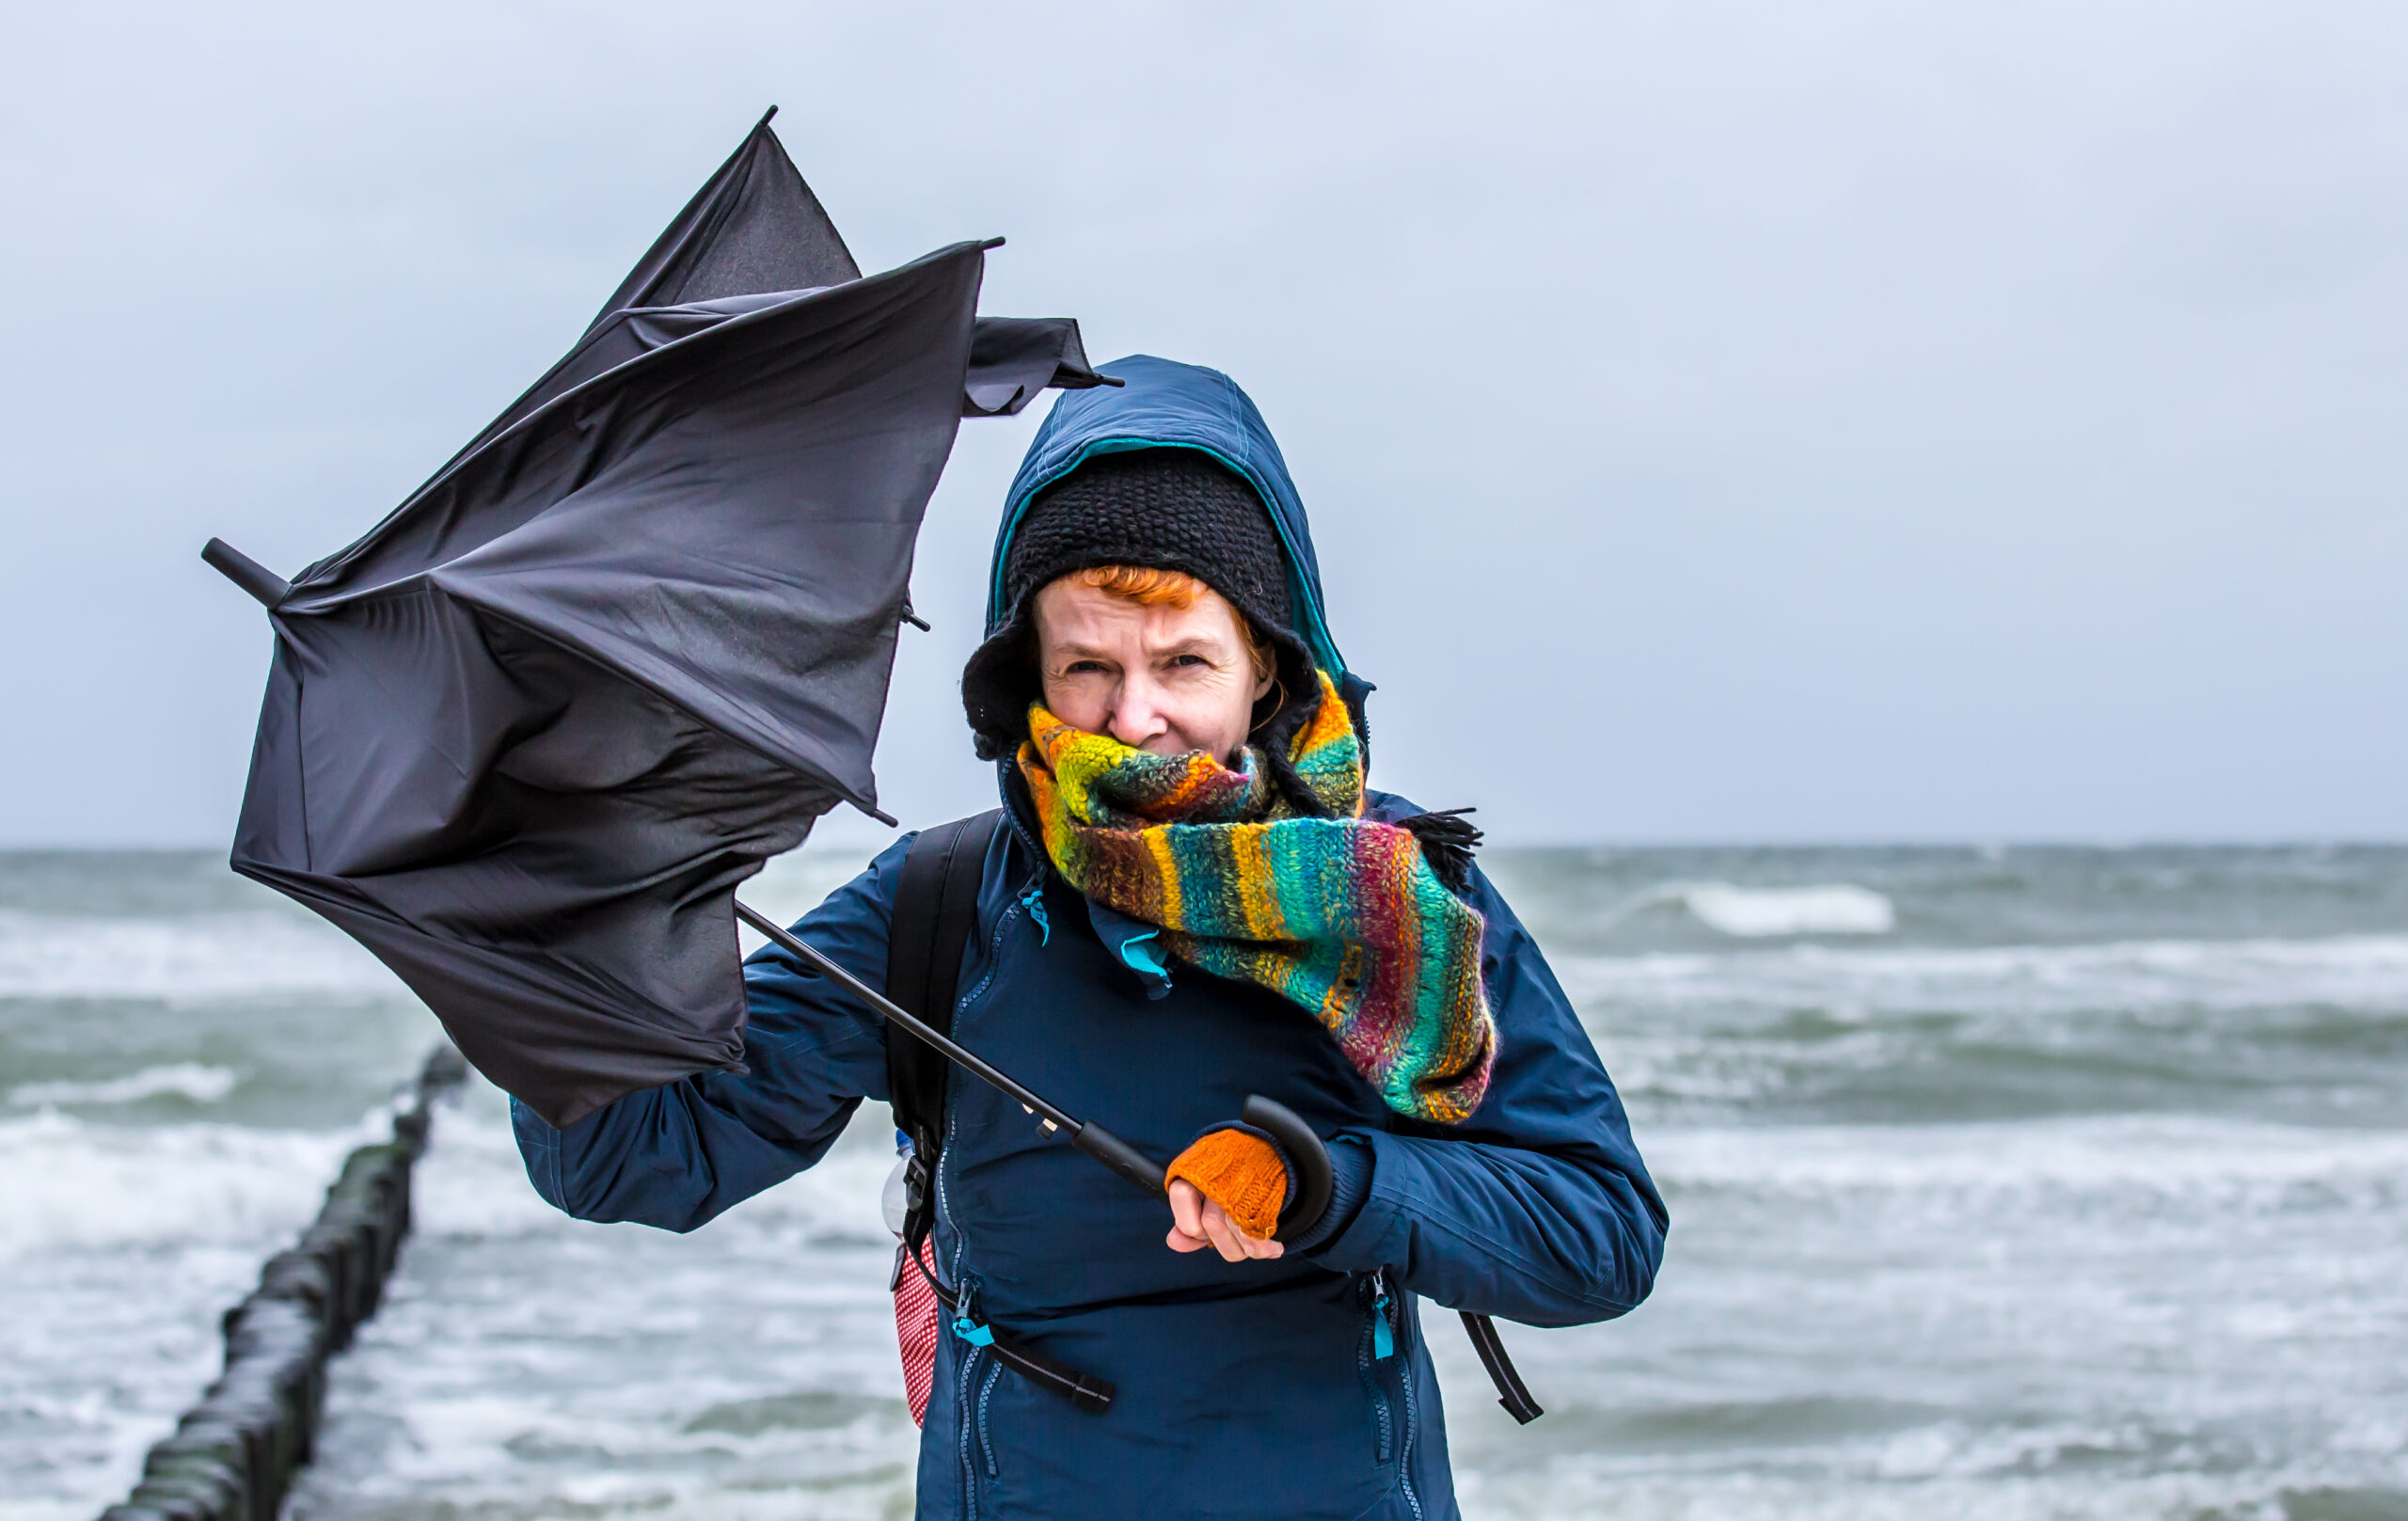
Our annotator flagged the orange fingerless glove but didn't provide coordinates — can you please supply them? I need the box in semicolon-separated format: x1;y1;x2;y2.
1164;1127;1290;1240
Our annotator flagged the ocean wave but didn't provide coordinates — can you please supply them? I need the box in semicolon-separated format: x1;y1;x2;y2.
1555;933;2408;1017
1648;1114;2408;1197
1603;882;1897;938
1453;1462;2408;1521
7;1064;241;1108
0;1111;372;1261
0;910;403;1003
0;1107;392;1516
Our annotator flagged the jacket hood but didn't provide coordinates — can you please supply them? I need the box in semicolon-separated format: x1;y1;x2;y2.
984;356;1350;679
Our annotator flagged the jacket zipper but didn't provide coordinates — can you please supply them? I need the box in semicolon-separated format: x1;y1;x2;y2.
1359;1272;1394;1466
952;1275;992;1515
940;877;1031;1517
1388;1272;1424;1521
975;1356;1004;1477
939;1051;982;1517
956;888;1028;1012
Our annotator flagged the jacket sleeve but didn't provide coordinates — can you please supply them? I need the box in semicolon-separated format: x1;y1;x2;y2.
1304;861;1669;1328
509;835;911;1232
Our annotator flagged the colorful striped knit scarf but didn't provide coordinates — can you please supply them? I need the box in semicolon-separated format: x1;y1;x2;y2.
1016;671;1495;1124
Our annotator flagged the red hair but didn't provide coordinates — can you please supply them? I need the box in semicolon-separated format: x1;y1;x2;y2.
1071;564;1277;682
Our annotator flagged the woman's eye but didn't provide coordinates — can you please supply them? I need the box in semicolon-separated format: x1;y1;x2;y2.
1061;659;1106;675
1168;654;1208;669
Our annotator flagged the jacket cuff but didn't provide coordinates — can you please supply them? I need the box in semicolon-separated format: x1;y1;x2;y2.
1291;1133;1374;1256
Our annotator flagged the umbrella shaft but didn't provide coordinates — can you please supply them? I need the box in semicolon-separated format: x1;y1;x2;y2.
733;898;1083;1133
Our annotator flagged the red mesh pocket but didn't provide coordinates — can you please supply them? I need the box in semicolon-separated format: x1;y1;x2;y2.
893;1237;941;1427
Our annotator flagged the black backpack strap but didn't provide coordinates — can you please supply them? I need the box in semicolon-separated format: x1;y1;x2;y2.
885;808;1006;1244
882;809;1117;1412
1461;1311;1544;1423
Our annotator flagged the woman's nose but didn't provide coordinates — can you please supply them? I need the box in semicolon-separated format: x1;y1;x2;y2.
1108;674;1168;749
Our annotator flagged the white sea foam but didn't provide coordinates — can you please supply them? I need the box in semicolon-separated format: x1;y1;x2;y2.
0;1111;386;1517
8;1063;241;1108
1555;932;2408;1017
0;1111;368;1261
1605;882;1897;937
1792;931;2408;983
1648;1113;2408;1197
1455;1464;2400;1521
0;909;404;1003
1682;883;1895;937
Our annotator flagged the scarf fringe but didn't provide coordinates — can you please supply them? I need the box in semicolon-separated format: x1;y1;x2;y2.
1399;807;1482;898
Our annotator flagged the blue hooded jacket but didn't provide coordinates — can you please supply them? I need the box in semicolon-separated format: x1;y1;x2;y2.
514;356;1666;1520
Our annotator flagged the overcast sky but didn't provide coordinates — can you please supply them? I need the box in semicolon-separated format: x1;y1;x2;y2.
3;2;2402;847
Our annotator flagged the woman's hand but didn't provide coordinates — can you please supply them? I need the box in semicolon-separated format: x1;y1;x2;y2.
1165;1179;1285;1261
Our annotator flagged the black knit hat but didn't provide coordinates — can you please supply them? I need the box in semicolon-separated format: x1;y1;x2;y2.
960;449;1323;780
1003;451;1292;633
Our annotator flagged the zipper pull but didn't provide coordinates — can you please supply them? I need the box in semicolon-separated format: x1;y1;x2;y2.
1019;879;1051;946
1370;1270;1395;1361
951;1311;995;1348
952;1284;995;1347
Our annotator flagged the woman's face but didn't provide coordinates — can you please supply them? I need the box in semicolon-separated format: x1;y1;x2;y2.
1033;577;1274;763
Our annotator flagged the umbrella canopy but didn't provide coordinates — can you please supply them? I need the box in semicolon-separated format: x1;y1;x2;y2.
212;111;1109;1126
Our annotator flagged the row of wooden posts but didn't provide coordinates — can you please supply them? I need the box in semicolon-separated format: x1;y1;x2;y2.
98;1044;467;1521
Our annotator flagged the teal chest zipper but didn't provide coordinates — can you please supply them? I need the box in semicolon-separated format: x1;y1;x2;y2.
952;1311;995;1347
1371;1274;1396;1361
1019;880;1050;945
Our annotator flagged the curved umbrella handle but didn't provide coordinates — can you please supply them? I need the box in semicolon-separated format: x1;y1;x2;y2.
1241;1095;1335;1245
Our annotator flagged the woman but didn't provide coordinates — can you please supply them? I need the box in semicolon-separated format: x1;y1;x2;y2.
514;356;1666;1519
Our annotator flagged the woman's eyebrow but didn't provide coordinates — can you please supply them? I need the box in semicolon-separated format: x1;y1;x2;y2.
1153;636;1224;658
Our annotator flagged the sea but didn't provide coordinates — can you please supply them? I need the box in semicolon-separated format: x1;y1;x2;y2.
3;843;2404;1521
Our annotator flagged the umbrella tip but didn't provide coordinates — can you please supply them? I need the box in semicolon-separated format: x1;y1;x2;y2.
201;538;291;609
756;104;779;128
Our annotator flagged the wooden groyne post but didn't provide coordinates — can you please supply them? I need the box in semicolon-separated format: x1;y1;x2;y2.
97;1044;468;1521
